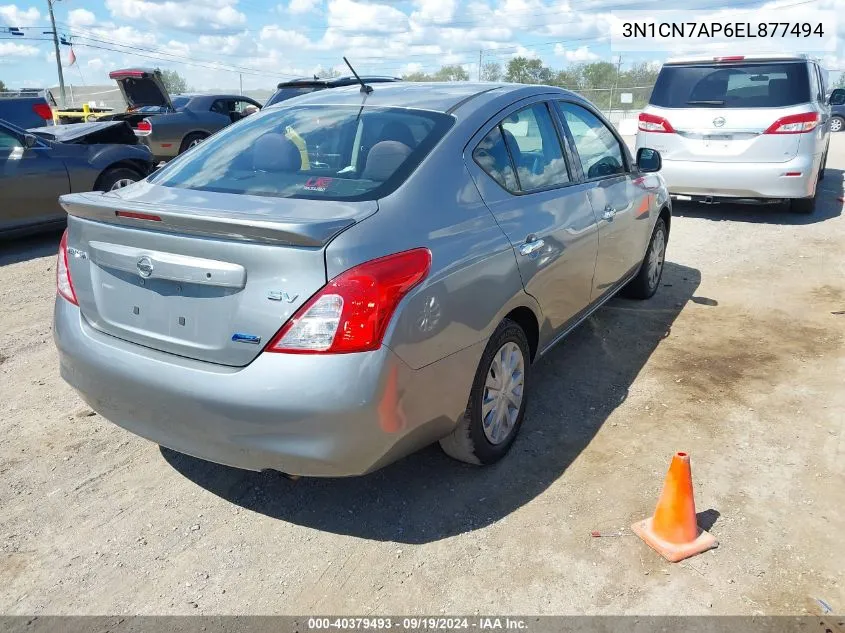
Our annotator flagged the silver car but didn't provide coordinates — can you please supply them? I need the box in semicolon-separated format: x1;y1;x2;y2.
54;82;670;477
636;54;831;214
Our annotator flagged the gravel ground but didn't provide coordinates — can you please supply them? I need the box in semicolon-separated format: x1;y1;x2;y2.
1;136;843;616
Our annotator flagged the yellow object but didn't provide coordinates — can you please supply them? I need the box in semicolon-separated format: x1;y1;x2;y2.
285;125;309;170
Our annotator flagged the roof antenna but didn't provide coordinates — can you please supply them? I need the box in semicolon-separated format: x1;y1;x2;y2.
343;56;373;94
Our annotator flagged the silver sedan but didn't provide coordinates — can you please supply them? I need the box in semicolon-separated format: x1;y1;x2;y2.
53;82;670;477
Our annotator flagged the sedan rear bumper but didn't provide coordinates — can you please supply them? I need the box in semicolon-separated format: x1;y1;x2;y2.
659;154;820;199
54;298;479;477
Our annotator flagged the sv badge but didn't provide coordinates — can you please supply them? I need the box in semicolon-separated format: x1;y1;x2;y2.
267;291;298;303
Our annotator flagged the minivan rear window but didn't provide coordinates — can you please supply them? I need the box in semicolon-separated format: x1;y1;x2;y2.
151;105;454;201
265;86;321;107
649;62;810;108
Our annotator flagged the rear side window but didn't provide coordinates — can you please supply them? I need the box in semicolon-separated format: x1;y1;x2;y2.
473;102;570;194
650;62;811;108
151;105;454;201
473;126;518;192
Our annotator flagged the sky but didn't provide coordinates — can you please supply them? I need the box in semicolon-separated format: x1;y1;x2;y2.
0;0;843;92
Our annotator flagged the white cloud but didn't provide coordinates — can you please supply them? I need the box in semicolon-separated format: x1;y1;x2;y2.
326;0;408;33
86;57;105;70
104;0;246;33
67;8;97;28
410;0;456;24
554;44;599;62
0;4;40;26
288;0;320;14
260;25;313;49
0;41;38;56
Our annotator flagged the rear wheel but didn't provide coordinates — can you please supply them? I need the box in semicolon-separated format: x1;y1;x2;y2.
789;168;820;214
439;319;530;465
831;116;844;133
96;167;142;192
179;132;208;154
622;218;667;300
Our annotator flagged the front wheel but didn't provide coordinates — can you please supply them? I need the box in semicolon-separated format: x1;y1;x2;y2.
439;319;531;465
622;218;667;300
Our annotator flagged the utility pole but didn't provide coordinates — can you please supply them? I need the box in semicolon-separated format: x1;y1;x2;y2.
608;54;622;116
478;51;482;81
239;73;243;96
46;0;66;107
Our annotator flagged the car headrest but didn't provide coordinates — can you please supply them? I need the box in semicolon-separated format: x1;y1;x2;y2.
252;132;302;172
361;141;412;182
380;121;416;148
767;78;790;102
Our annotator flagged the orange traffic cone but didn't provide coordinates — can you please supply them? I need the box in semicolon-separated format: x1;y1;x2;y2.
631;452;718;562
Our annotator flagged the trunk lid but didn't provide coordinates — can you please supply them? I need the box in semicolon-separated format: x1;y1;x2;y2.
109;68;173;111
60;183;376;366
642;105;807;163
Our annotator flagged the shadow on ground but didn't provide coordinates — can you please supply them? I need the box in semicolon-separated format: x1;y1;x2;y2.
0;228;63;267
163;261;702;544
672;168;843;225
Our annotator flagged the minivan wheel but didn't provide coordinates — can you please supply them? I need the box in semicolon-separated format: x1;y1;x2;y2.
790;196;816;214
622;218;667;300
439;319;530;465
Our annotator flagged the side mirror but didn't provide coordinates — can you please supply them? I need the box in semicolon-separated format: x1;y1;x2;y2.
829;89;845;106
23;133;38;149
636;147;662;173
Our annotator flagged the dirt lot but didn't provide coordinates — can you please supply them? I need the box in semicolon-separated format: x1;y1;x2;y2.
1;136;844;616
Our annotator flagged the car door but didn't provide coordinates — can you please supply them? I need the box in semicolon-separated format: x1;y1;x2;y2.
465;99;599;335
555;100;650;299
0;124;69;233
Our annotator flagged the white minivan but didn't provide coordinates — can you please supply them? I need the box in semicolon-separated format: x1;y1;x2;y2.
636;54;832;214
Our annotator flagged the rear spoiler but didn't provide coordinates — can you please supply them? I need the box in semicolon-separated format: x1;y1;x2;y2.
60;191;356;248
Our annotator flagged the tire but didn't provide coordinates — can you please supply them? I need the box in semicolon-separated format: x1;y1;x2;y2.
622;217;667;300
179;132;208;154
96;167;142;192
790;196;816;214
831;116;844;133
439;319;531;465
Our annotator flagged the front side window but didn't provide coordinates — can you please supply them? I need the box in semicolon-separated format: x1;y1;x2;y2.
0;129;22;151
151;105;454;201
557;102;626;180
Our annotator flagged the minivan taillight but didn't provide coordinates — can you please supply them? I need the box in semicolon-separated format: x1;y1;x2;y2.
33;103;53;120
763;112;819;134
638;112;675;133
135;119;152;135
57;229;78;306
266;249;432;354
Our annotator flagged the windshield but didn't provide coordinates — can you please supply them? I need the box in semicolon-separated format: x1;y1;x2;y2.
650;62;811;108
151;104;454;201
265;86;322;107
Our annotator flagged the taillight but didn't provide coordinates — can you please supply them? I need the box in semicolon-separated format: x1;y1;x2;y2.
135;119;152;135
763;112;819;135
57;229;78;306
638;112;675;133
266;248;432;354
33;103;53;120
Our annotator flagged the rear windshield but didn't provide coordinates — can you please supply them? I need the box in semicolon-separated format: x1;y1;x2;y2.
650;62;810;108
151;104;454;201
265;86;322;107
170;96;190;110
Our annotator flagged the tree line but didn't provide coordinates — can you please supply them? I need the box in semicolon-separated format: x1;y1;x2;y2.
402;57;662;109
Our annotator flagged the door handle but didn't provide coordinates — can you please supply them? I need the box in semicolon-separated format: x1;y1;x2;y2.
519;237;545;257
602;205;617;221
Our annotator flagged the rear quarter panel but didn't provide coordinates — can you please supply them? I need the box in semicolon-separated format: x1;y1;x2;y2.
66;144;154;192
325;118;540;372
145;111;228;156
